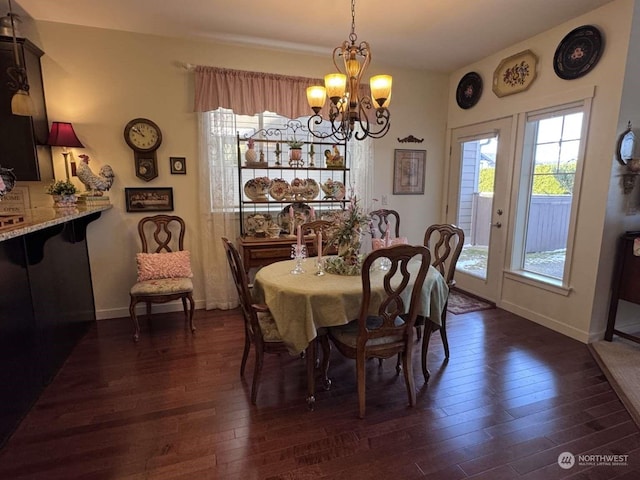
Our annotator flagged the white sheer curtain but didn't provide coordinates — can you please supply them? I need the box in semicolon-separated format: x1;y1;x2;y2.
198;109;240;310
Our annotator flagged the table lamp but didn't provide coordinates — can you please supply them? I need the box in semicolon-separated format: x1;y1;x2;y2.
47;122;84;180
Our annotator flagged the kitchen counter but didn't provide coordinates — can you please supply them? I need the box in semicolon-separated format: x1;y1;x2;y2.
0;204;112;242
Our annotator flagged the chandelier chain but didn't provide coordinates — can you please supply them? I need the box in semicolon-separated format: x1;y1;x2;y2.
349;0;357;44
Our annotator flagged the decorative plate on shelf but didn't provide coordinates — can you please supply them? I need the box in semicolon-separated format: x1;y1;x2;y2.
244;177;271;201
456;72;483;109
553;25;603;80
304;178;320;200
278;202;310;234
269;178;290;201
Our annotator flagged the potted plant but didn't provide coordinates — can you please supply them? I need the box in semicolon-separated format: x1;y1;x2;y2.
287;139;304;162
45;179;78;207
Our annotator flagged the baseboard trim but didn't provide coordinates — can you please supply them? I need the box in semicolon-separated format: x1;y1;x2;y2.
96;299;207;320
499;299;590;344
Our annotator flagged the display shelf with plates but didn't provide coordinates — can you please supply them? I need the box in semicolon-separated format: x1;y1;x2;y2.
237;120;350;238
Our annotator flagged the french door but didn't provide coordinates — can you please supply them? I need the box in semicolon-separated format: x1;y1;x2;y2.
447;118;513;302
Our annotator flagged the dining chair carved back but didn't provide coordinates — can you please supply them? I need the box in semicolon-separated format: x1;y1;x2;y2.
416;224;464;377
326;244;431;418
369;209;400;239
221;237;288;405
129;215;195;342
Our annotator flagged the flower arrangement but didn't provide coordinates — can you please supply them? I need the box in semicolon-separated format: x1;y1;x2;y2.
45;179;77;196
325;195;370;275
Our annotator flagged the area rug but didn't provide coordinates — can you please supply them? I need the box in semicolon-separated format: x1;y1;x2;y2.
447;289;495;315
589;338;640;428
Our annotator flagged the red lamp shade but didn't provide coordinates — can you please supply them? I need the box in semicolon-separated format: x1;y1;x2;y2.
47;122;84;148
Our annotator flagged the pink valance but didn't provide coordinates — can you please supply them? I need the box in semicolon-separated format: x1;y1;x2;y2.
193;66;321;118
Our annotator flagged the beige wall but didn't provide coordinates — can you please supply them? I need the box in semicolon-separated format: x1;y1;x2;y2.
446;0;639;342
22;21;448;319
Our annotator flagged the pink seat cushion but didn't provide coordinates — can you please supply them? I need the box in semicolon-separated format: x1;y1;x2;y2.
371;237;408;250
136;250;193;282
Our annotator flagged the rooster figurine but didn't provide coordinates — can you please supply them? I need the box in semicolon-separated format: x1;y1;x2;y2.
76;154;115;195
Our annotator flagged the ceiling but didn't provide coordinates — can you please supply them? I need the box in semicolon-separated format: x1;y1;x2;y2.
13;0;616;72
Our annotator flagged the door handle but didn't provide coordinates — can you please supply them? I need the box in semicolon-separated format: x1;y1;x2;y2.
491;222;502;228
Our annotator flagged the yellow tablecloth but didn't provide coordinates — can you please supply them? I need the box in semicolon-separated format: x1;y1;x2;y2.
252;257;449;354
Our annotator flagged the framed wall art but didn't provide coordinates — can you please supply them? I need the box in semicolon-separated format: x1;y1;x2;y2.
393;149;426;195
125;187;174;212
170;156;186;174
492;49;538;98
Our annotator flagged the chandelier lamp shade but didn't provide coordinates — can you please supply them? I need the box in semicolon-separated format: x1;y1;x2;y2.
47;122;85;181
6;0;34;116
306;0;392;141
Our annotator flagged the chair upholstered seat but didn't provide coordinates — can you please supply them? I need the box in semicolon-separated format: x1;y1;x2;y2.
329;316;405;348
257;311;282;342
130;277;193;296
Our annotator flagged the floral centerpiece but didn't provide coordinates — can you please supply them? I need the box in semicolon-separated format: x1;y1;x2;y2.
324;196;370;275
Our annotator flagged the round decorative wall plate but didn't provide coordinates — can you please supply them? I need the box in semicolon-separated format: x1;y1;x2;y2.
456;72;483;109
553;25;603;80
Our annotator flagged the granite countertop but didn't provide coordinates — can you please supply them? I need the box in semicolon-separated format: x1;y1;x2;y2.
0;204;112;243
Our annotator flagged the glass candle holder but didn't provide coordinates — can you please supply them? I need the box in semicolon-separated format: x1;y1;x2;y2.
290;244;307;274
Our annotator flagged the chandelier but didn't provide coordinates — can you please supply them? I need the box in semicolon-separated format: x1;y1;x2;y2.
306;0;392;142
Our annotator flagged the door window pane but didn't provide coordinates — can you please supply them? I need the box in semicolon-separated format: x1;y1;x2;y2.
456;136;497;280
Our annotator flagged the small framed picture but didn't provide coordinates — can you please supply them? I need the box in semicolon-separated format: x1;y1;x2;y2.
393;149;426;195
170;157;186;174
125;187;174;212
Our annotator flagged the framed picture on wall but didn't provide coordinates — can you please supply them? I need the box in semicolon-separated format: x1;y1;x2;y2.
393;149;426;195
125;187;174;212
170;157;186;174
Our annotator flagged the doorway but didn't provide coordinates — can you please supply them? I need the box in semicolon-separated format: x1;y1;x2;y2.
447;118;513;302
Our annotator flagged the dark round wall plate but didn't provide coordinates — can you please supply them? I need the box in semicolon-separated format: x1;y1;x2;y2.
553;25;603;80
456;72;483;109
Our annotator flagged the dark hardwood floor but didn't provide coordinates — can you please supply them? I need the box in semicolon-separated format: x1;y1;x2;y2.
1;307;639;479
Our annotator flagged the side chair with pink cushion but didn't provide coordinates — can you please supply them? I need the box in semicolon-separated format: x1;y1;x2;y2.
129;215;195;342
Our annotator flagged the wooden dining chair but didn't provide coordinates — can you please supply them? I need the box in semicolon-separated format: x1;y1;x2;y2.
325;244;431;418
369;209;400;239
415;224;464;377
129;215;195;342
221;237;289;405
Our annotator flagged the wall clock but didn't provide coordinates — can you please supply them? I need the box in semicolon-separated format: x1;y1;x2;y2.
123;118;162;182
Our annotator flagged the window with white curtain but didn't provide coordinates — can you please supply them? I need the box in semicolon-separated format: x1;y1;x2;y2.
511;100;590;286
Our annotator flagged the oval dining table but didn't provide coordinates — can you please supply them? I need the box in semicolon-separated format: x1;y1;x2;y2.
252;255;450;407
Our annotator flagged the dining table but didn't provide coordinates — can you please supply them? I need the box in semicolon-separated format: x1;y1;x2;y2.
251;255;450;407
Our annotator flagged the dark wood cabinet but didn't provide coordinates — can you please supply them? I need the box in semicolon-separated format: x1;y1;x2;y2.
0;35;52;181
605;231;640;343
0;211;103;448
